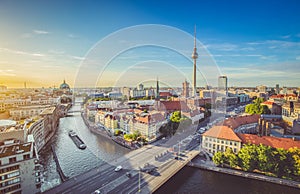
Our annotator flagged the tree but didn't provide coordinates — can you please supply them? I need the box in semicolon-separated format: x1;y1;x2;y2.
245;97;270;114
238;144;258;171
132;130;140;141
124;134;133;141
170;111;182;123
213;152;226;167
253;97;264;104
114;129;122;136
224;148;238;168
256;144;273;172
288;147;300;176
272;148;294;178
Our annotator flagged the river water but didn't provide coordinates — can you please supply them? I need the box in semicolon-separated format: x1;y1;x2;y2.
39;100;130;191
39;99;300;193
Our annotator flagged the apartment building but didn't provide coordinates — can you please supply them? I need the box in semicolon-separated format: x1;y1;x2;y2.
0;141;41;194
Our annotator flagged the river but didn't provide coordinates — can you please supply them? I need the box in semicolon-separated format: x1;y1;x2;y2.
39;100;130;191
39;99;300;193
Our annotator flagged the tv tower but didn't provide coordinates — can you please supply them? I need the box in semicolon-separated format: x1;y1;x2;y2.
191;25;198;96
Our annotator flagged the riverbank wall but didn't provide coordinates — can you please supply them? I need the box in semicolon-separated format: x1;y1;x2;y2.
188;161;300;189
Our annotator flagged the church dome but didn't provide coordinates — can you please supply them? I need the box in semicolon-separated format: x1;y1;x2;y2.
60;80;70;90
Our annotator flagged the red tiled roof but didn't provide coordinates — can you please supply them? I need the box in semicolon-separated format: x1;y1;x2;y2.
135;112;165;124
261;101;274;106
270;94;297;99
156;101;190;112
203;125;242;142
237;134;300;150
217;114;260;130
159;92;172;97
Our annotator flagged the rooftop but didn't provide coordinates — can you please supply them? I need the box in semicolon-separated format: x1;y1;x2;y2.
217;114;260;130
0;142;32;158
0;120;16;128
203;125;242;142
40;106;56;115
237;134;300;150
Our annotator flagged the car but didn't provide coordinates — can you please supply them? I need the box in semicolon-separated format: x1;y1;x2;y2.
126;172;132;178
114;165;122;172
93;190;101;194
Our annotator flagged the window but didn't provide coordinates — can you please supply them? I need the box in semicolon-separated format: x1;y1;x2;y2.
5;177;20;186
9;157;16;164
23;154;30;160
7;171;20;179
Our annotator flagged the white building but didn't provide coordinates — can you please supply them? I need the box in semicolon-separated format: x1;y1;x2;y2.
9;105;50;121
25;118;45;152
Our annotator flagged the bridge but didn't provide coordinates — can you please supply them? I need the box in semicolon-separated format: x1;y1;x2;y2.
43;134;201;194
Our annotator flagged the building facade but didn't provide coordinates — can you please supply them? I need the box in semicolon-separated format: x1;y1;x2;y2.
182;80;189;98
0;141;41;194
202;125;242;154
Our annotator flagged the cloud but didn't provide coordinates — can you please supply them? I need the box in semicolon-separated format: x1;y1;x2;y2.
281;35;291;39
69;55;85;60
33;30;50;35
0;69;16;76
247;40;300;48
212;54;262;57
0;47;46;57
205;43;238;51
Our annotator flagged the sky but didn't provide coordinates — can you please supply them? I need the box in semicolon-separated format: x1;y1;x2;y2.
0;0;300;88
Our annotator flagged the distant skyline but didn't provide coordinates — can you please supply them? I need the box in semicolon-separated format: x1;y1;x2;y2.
0;0;300;88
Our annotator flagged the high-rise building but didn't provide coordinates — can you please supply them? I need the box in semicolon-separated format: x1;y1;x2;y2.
182;80;189;98
257;85;267;93
191;26;198;96
275;84;280;94
282;86;287;95
218;75;228;96
156;78;160;100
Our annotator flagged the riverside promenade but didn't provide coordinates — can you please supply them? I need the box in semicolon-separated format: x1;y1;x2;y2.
188;157;300;189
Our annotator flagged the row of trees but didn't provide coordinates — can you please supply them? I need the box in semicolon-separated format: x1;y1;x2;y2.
213;144;300;180
245;97;271;114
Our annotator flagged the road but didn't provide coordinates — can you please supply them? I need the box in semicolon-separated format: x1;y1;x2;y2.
44;112;226;194
44;134;202;194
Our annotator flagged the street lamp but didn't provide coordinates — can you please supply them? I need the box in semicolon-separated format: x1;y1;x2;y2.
178;141;181;159
138;168;141;192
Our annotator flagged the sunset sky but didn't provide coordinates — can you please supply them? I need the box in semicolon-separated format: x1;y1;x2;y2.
0;0;300;88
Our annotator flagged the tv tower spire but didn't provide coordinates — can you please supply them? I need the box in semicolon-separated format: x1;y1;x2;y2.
191;25;198;96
